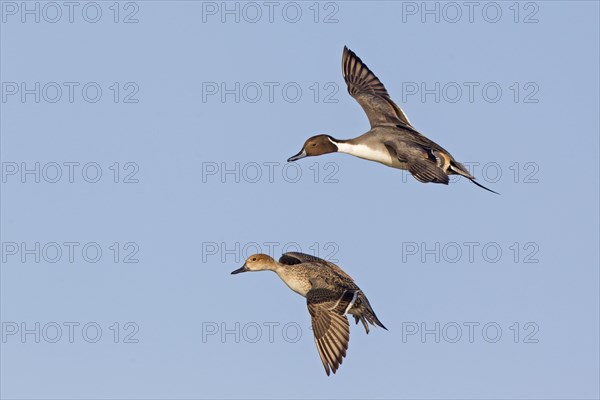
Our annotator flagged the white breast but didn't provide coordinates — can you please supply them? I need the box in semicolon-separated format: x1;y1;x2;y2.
335;141;396;167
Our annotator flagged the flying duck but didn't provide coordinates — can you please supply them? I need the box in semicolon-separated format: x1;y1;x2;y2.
231;252;387;376
287;46;499;194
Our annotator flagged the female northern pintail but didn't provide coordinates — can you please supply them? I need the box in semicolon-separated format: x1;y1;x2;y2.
288;46;498;194
231;252;387;376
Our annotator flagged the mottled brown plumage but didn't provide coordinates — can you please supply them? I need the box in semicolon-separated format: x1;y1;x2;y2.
231;252;386;376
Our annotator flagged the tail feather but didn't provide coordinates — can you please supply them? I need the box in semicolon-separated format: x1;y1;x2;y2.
449;161;475;179
351;293;388;334
450;161;500;195
359;316;370;334
469;178;500;195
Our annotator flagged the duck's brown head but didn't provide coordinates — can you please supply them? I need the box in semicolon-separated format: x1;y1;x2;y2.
287;135;338;162
231;254;276;274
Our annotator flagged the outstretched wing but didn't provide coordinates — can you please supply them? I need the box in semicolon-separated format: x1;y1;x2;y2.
307;288;355;376
342;46;413;129
279;252;354;282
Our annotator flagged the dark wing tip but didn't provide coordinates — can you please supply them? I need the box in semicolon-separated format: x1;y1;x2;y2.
343;45;355;57
342;46;361;77
342;46;364;70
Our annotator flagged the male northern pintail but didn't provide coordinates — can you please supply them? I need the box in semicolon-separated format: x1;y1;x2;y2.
231;252;387;376
288;46;499;194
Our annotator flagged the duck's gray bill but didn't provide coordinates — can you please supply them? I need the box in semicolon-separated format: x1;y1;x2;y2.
287;149;306;162
231;264;248;275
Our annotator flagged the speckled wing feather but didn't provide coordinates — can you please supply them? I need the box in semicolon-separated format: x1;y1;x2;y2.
306;288;355;376
342;46;413;129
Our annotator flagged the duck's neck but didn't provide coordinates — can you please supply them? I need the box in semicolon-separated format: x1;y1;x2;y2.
328;137;353;154
267;263;286;278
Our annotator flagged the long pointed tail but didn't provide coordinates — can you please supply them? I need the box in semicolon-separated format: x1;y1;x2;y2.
469;178;500;195
352;293;388;334
450;162;500;195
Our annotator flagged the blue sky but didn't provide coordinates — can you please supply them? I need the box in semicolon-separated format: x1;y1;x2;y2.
1;1;599;399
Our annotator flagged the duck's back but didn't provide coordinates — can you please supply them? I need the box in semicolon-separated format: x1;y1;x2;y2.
279;252;358;291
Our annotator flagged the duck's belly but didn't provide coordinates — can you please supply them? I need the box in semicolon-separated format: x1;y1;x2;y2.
345;143;408;170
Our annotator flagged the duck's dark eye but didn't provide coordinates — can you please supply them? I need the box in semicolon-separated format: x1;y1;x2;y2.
312;143;316;147
251;257;257;261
